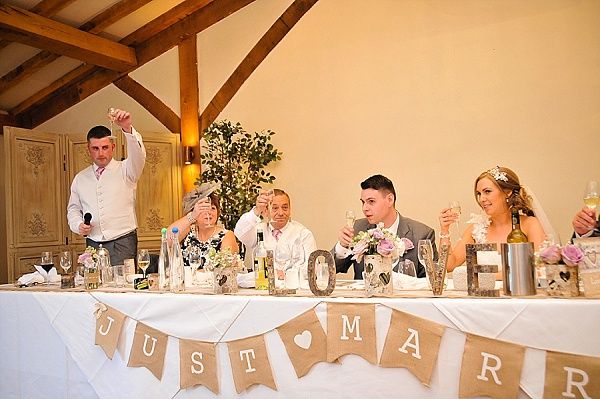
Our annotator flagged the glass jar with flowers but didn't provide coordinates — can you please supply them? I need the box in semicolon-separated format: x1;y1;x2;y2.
539;243;583;297
78;246;100;290
206;248;243;294
351;223;413;296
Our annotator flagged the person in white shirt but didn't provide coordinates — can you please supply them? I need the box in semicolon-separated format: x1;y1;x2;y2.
234;189;317;268
67;109;146;266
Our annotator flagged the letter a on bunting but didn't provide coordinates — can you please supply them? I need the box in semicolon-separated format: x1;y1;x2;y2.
95;304;126;359
544;350;600;399
127;322;168;380
459;334;524;399
380;309;445;386
327;303;376;364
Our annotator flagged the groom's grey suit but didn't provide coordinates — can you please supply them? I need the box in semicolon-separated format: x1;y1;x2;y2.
334;214;436;279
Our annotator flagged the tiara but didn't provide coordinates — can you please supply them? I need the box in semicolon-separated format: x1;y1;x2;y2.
487;166;508;182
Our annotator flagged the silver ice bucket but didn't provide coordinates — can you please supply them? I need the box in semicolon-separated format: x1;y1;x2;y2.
500;242;536;296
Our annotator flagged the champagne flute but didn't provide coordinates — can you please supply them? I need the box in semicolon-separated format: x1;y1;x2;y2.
274;242;292;287
137;249;150;278
59;251;72;274
345;210;356;228
201;197;213;228
449;200;462;235
583;180;600;210
265;189;275;224
417;239;433;270
107;107;117;138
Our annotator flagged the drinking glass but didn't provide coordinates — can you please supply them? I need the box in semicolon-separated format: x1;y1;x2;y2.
201;197;213;228
264;189;275;223
584;180;599;210
398;259;417;277
291;242;306;289
40;251;53;285
59;251;72;274
189;252;202;271
345;210;356;228
137;249;150;278
275;243;292;288
449;200;461;235
417;240;433;271
107;107;117;138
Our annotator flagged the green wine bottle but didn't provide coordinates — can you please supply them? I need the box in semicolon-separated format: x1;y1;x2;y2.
507;208;528;243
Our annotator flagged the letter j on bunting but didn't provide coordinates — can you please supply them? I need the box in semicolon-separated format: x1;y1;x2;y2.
379;309;445;386
326;303;377;364
179;339;219;394
459;334;524;399
94;303;126;360
276;308;328;378
544;350;600;399
227;335;277;394
127;322;169;380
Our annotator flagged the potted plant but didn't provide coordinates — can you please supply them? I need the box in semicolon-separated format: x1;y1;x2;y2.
198;120;282;233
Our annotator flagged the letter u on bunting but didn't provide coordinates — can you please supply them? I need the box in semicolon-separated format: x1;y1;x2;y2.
276;308;328;378
179;339;219;394
380;309;445;386
94;303;126;360
326;303;377;364
227;335;277;394
544;351;600;399
459;334;524;399
127;322;169;380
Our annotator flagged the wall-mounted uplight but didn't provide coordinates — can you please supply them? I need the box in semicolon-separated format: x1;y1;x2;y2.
184;146;195;165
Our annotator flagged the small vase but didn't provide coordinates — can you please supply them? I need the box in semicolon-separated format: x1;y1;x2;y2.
212;267;238;294
84;267;100;290
363;254;393;297
545;263;579;297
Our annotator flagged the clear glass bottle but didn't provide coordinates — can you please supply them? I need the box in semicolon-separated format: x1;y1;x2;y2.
158;227;170;291
169;227;185;292
507;208;529;243
254;227;268;290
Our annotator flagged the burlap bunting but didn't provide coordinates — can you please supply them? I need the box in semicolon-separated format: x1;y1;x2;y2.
179;339;219;393
276;308;328;377
380;309;445;386
95;305;126;360
127;322;169;380
227;335;277;393
459;334;524;399
544;350;600;399
326;303;377;364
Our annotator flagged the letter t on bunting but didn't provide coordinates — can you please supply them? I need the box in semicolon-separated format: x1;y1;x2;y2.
179;339;219;394
379;309;446;386
459;334;525;399
94;303;126;360
544;351;600;399
127;322;169;380
227;335;277;394
276;308;328;378
326;303;377;364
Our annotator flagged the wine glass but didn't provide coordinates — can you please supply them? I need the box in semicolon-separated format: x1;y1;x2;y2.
449;200;461;235
291;242;306;289
137;249;150;278
417;240;433;270
345;210;356;228
274;243;292;288
59;251;72;274
584;180;599;210
40;251;53;285
398;259;416;277
201;197;213;228
107;107;117;138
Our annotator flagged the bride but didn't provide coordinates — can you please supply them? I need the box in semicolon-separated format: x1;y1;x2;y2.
438;166;546;272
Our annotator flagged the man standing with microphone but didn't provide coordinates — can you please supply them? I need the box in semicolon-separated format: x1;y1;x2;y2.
67;109;146;265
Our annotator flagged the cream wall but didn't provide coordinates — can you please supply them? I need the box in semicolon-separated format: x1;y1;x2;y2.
39;0;600;249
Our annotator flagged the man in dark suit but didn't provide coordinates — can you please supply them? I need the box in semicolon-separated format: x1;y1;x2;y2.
572;206;600;238
333;174;436;278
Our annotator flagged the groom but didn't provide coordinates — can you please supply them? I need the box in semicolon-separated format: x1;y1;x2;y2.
333;174;436;278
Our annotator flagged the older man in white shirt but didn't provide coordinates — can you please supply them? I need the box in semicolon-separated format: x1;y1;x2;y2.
67;109;146;265
234;189;317;267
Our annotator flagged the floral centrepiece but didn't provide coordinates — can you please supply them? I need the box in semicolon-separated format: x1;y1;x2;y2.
78;246;98;266
540;244;584;266
351;223;413;262
539;243;582;297
206;248;242;294
78;246;100;290
206;248;244;270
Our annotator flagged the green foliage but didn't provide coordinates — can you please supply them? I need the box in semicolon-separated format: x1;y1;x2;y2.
198;120;282;231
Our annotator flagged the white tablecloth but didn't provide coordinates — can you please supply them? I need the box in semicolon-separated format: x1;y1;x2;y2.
1;288;598;399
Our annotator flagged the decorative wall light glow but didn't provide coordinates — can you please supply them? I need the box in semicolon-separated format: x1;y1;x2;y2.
184;146;195;165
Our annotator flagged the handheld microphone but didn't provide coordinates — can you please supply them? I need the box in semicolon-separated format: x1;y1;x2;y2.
83;213;92;237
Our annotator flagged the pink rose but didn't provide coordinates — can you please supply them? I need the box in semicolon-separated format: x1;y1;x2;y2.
351;239;369;261
401;238;414;251
540;244;561;264
561;244;584;266
78;252;91;263
377;239;395;257
372;229;385;240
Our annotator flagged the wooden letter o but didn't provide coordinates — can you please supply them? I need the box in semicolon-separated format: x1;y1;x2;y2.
307;250;336;296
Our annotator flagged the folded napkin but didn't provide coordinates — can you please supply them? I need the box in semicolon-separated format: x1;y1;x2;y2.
237;271;255;288
18;267;60;286
392;272;430;290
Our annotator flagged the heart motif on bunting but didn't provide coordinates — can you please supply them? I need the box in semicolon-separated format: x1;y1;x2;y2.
293;330;312;350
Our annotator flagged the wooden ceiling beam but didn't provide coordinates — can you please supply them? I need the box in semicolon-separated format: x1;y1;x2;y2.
199;0;318;132
114;75;180;133
0;0;77;51
0;0;152;95
0;4;137;71
15;0;255;128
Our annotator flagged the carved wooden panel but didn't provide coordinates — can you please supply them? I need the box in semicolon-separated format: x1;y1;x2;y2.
5;127;64;247
65;133;90;246
10;246;61;282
